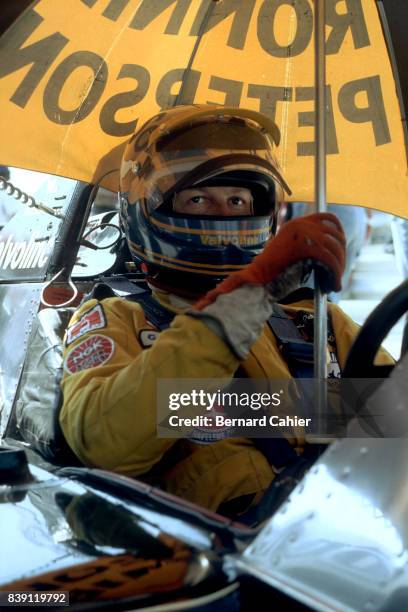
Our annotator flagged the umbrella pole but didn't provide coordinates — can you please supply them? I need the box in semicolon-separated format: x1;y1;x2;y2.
314;0;328;438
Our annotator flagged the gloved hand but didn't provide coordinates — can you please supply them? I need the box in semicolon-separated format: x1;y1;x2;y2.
196;212;346;310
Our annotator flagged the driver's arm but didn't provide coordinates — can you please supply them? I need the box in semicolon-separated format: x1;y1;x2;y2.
59;296;239;475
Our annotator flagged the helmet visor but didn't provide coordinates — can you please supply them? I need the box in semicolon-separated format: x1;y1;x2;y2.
127;118;290;211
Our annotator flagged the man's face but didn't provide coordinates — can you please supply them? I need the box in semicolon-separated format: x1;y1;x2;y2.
173;186;253;217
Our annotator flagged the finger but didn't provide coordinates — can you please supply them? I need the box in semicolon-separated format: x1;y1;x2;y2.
304;212;345;237
307;222;346;248
322;233;347;258
309;211;343;226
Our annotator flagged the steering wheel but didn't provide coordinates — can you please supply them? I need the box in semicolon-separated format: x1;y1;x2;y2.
342;278;408;379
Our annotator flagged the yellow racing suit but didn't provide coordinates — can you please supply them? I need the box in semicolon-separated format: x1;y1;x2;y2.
60;292;393;512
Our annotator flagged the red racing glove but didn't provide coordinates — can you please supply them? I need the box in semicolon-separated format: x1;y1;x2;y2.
196;212;346;310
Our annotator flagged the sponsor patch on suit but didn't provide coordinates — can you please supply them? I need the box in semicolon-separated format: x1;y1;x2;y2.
65;334;114;373
66;304;106;345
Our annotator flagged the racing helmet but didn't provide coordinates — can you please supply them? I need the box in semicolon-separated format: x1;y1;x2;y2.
120;104;291;293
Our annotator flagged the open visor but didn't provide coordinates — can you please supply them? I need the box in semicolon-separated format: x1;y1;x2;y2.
127;116;291;211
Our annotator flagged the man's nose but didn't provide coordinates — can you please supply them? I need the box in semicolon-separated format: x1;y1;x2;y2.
210;199;232;216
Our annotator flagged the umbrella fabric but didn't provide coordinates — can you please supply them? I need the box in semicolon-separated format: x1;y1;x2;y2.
0;0;406;217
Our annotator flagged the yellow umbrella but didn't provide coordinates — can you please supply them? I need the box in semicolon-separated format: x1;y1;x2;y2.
0;0;406;218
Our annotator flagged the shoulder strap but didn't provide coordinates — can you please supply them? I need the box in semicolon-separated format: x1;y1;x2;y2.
251;303;316;470
267;303;314;378
92;275;175;332
250;304;314;469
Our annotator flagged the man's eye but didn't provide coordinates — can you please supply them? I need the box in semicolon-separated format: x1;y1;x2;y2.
190;196;204;204
230;197;245;206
